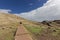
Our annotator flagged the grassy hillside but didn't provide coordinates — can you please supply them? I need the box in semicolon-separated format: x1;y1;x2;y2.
24;20;60;40
0;13;41;40
0;13;60;40
0;13;28;40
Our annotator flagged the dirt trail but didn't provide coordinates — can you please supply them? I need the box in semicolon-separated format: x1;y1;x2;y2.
15;24;33;40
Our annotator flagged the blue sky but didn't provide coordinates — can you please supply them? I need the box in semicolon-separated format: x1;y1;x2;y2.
16;0;60;21
0;0;48;13
0;0;60;22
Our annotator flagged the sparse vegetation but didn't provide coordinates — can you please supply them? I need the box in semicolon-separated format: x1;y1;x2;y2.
23;24;46;40
23;20;60;40
0;13;21;40
0;13;60;40
0;23;18;40
24;24;43;34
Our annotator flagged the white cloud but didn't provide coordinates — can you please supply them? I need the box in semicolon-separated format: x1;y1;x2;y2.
0;0;60;22
15;0;60;22
0;9;11;13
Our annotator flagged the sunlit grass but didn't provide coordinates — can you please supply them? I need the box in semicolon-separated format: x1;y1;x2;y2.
0;23;18;40
24;24;43;34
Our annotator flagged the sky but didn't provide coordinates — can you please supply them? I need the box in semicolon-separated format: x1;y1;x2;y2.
0;0;48;13
0;0;60;22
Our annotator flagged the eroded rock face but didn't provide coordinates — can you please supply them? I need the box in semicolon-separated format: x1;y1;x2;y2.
41;21;52;26
53;20;60;24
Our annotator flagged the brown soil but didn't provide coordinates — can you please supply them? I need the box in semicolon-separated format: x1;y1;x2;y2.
15;24;33;40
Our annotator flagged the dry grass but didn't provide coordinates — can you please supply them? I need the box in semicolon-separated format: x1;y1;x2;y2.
0;13;23;40
0;13;60;40
24;21;60;40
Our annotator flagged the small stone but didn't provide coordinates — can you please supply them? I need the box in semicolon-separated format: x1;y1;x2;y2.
2;28;5;30
53;30;56;32
20;22;22;24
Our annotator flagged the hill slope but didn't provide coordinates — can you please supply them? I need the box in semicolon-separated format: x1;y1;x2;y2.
0;13;60;40
0;13;28;40
0;13;40;40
